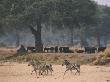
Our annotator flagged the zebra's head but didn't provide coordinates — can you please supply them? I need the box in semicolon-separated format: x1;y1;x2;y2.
28;60;35;66
62;60;70;66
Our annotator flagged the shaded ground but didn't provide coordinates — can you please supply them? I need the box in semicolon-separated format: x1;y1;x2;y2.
0;62;110;82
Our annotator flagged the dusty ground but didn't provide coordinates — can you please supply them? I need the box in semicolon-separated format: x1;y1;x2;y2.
0;62;110;82
0;48;17;56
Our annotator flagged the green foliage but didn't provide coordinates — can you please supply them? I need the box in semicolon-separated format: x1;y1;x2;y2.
0;24;4;36
49;0;97;28
0;0;98;31
0;0;110;47
77;5;110;47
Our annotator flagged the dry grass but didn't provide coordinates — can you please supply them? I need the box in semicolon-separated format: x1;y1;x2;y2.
0;53;95;65
0;48;95;65
93;48;110;65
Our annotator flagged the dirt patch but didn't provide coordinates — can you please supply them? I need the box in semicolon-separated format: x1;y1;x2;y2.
0;48;17;56
0;62;110;82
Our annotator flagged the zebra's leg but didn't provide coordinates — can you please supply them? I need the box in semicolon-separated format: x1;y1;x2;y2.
44;69;46;75
39;70;42;75
78;69;80;75
77;68;80;75
42;71;45;78
77;65;80;75
75;68;80;75
70;69;73;74
50;69;53;75
31;70;34;75
46;69;48;75
40;70;45;76
75;70;77;75
63;69;69;78
41;70;46;77
34;70;37;76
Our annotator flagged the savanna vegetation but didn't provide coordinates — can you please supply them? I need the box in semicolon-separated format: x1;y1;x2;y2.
0;0;110;49
0;0;110;65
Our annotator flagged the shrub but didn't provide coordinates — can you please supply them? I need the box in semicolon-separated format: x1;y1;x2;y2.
93;51;110;65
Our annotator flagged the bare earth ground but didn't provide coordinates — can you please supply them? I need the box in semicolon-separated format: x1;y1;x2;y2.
0;62;110;82
0;48;17;56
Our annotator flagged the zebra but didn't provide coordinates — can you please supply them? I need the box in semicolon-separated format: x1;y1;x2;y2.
62;60;80;77
38;63;53;75
28;60;41;75
44;63;53;75
28;60;53;76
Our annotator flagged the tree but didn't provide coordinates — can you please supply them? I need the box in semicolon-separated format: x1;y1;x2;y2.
87;5;110;47
50;0;97;45
0;0;25;47
19;0;55;52
0;0;97;50
0;0;55;51
0;23;4;36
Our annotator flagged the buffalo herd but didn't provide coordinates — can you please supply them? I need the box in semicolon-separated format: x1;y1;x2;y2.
25;46;106;54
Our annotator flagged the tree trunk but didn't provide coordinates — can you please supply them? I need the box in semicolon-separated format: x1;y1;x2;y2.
103;39;107;47
15;28;20;47
96;35;101;47
35;20;43;52
79;26;88;47
29;21;43;52
80;37;88;47
16;33;20;47
70;27;74;45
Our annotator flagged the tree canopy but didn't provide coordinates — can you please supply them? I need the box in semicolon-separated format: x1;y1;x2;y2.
0;0;110;48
